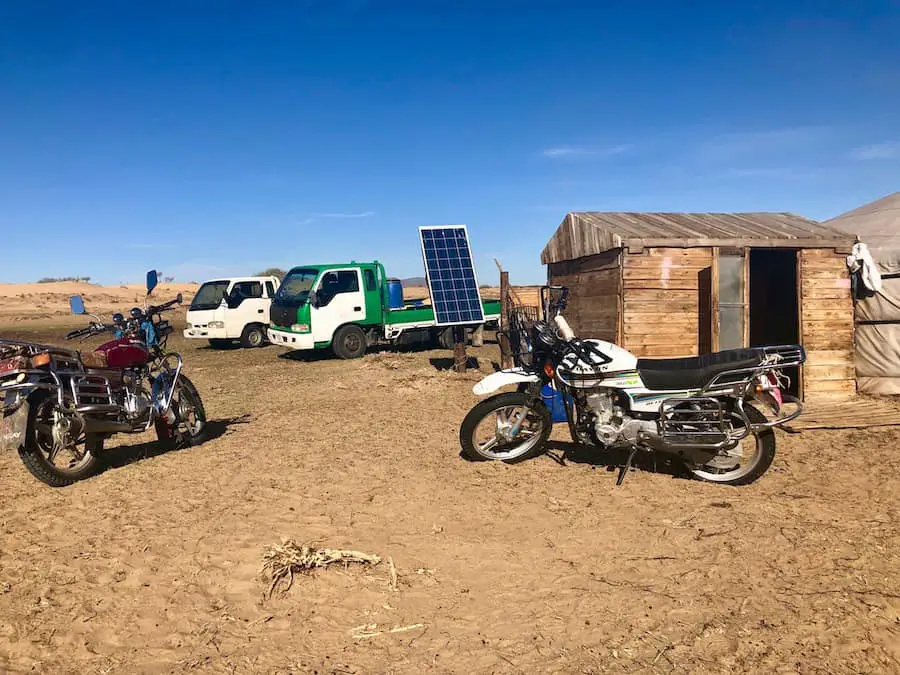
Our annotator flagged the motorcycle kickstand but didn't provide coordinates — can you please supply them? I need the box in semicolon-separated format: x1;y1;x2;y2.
616;447;639;486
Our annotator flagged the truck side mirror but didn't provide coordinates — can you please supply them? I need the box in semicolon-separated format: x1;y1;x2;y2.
308;291;318;307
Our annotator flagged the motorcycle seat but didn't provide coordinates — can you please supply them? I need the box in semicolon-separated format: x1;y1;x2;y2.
80;351;108;369
637;348;765;391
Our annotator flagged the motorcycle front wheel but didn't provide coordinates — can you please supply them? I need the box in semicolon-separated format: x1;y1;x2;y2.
155;375;207;450
459;392;552;463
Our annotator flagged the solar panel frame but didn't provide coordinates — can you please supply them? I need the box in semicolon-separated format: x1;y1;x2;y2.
418;225;486;327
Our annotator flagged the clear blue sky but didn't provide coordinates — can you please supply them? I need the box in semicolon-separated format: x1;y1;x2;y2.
1;0;899;285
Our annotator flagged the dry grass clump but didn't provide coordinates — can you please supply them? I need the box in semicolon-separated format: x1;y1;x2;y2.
261;539;381;597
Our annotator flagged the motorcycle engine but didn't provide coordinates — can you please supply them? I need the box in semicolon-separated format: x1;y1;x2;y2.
122;372;152;421
584;390;649;446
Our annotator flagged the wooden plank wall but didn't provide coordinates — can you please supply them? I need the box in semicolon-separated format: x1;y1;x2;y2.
546;250;621;342
621;247;713;357
800;249;856;399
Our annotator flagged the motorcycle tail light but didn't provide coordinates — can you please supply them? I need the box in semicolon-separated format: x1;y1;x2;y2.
543;363;555;378
31;352;51;367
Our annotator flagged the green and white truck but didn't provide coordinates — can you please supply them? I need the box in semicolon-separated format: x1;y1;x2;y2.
267;261;501;359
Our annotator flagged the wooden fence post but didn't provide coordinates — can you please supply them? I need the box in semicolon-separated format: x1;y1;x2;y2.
499;270;512;369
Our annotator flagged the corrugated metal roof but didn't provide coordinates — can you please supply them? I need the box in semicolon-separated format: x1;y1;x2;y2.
541;211;857;264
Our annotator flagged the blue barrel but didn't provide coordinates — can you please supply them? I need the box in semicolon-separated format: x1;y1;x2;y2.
541;384;570;423
385;278;404;309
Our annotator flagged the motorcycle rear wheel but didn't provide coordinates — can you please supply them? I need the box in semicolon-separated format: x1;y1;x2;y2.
459;392;552;463
688;403;776;486
18;393;102;487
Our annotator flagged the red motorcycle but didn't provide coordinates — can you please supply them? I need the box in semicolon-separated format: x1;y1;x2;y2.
0;271;206;486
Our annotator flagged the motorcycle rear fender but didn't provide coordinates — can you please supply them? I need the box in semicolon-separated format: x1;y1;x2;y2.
472;369;541;396
0;401;29;452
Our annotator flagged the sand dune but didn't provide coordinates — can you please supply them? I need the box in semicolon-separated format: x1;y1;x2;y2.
0;281;200;323
0;280;543;327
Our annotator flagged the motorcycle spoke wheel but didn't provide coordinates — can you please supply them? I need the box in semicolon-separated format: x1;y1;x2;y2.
688;407;776;486
32;402;93;474
471;405;544;460
19;394;100;487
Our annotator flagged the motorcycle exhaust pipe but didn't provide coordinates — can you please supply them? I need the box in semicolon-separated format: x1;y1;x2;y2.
83;419;133;434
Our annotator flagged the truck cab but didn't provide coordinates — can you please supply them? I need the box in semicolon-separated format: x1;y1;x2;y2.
268;263;385;358
184;275;281;348
268;261;501;359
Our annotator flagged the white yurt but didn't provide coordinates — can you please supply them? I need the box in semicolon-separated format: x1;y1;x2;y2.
826;192;900;395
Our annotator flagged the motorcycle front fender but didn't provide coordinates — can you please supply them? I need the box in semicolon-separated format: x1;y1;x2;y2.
0;402;29;452
472;368;541;396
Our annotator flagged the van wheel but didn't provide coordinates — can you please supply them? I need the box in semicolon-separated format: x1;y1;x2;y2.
240;324;266;348
333;325;367;359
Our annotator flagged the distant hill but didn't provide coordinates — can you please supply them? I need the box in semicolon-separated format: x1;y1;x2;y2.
399;276;427;286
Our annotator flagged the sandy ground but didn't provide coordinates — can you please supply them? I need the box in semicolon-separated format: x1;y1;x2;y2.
1;309;900;673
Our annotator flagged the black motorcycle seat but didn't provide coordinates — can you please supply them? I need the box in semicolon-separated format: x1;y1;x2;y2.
637;348;765;391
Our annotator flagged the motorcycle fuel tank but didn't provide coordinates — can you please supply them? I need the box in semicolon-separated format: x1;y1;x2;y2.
94;338;150;369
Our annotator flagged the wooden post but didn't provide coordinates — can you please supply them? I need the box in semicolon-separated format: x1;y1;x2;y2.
453;325;468;373
472;324;484;347
499;270;512;369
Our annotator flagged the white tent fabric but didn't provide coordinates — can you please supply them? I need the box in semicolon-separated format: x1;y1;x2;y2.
826;192;900;395
846;241;882;293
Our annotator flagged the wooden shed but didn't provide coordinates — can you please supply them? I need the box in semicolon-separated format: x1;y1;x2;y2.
541;212;859;400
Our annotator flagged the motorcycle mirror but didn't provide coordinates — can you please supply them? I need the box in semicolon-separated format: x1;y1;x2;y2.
146;270;159;296
69;295;86;315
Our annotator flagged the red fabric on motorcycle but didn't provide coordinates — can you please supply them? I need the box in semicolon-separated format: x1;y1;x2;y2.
637;348;764;391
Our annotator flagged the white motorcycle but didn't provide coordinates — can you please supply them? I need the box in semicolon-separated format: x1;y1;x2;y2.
459;286;805;486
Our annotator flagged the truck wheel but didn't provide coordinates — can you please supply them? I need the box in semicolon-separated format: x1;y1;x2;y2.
333;325;367;359
240;324;266;348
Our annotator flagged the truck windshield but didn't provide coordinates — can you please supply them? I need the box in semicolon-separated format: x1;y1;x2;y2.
190;280;230;310
275;268;319;305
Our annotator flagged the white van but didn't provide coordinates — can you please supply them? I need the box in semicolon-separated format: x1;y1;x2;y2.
183;276;281;348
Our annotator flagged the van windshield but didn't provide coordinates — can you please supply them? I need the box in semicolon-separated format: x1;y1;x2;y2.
274;268;319;305
190;280;230;310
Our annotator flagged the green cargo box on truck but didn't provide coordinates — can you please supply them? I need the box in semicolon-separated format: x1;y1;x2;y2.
267;261;501;359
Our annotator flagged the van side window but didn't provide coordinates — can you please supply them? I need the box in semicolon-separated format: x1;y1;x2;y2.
265;281;276;298
232;281;263;299
363;269;376;292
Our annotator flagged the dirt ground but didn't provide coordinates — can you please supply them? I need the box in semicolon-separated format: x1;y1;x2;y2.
2;311;900;674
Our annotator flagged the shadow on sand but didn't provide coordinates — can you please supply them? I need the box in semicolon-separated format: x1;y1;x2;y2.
96;414;253;475
460;437;692;482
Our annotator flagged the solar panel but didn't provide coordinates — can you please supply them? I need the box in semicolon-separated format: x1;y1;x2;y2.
418;225;485;326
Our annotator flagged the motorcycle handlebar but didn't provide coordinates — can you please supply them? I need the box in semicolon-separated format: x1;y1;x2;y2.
147;297;179;315
65;323;105;340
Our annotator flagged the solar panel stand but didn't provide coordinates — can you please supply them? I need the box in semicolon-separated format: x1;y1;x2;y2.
453;325;468;373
